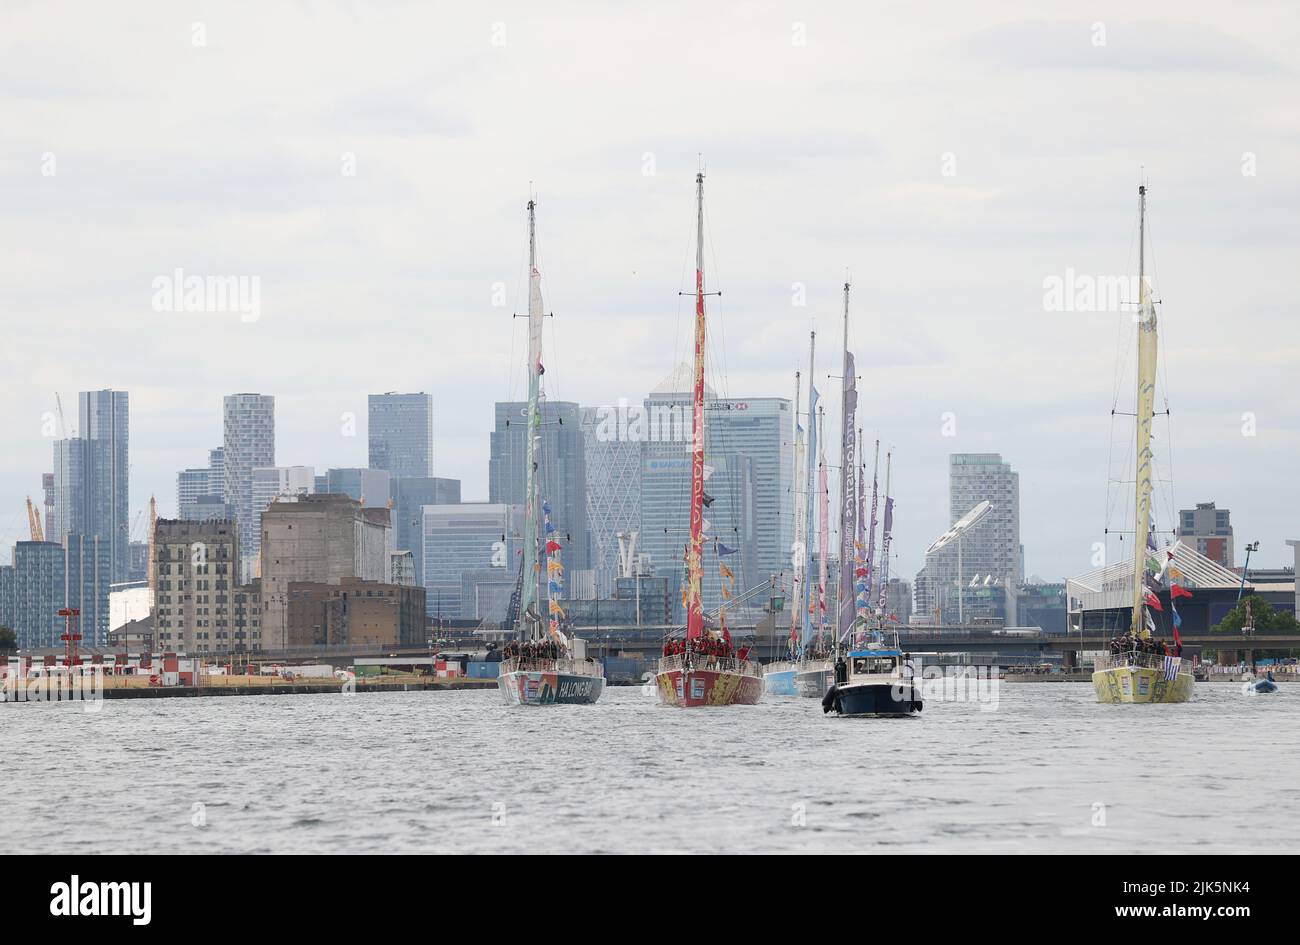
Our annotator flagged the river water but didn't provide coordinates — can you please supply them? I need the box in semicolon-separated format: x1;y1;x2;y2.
4;681;1294;854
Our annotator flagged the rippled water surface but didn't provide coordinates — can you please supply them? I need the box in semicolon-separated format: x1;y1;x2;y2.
4;682;1296;853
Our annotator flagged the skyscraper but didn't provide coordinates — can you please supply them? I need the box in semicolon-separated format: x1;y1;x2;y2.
223;393;275;580
581;405;642;597
421;503;518;621
177;447;226;520
49;390;130;583
914;453;1021;624
390;476;461;585
79;389;129;583
637;370;791;621
489;400;589;571
368;393;434;479
322;468;390;509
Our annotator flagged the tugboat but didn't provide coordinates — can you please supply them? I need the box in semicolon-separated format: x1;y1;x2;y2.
653;171;762;708
497;198;605;706
822;629;921;717
1090;183;1193;705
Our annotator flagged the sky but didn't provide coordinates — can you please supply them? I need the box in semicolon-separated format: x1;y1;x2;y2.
1;1;1297;583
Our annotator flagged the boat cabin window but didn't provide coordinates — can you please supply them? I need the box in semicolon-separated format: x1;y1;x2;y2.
853;657;895;675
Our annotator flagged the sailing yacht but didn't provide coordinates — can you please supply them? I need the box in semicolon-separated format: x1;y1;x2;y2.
1091;184;1193;705
654;172;763;708
497;199;606;706
765;333;817;697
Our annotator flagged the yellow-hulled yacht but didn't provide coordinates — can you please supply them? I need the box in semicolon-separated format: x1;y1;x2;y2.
1090;183;1193;705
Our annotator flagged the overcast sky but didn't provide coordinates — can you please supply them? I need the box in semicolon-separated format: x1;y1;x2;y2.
1;1;1297;583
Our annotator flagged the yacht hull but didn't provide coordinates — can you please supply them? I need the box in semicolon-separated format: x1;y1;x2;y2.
656;668;763;707
794;664;833;699
763;668;798;696
826;681;922;717
1092;666;1193;704
498;670;605;706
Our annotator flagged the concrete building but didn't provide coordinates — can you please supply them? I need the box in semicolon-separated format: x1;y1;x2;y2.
390;550;417;587
233;580;262;651
390;477;460;585
151;519;240;655
1177;502;1234;568
223;393;275;581
322;468;391;510
287;578;425;647
490;400;589;571
259;494;392;648
421;503;517;621
581;405;642;597
368;393;434;479
915;453;1022;625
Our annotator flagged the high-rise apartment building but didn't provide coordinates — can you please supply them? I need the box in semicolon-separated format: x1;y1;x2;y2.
1176;502;1234;568
223;394;275;580
78;390;129;582
368;393;434;479
914;453;1021;624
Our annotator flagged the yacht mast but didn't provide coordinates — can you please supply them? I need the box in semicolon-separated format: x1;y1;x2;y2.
1132;184;1158;637
518;199;544;638
685;173;707;641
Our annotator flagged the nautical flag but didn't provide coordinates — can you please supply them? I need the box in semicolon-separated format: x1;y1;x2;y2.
702;491;715;508
717;541;738;557
1143;608;1157;637
547;560;563;573
545;539;562;553
702;463;715;481
1163;655;1179;682
1170;583;1193;600
549;599;566;617
721;586;732;600
542;501;552;515
1171;610;1183;654
719;561;734;581
1143;589;1163;611
545;520;556;534
548;580;563;594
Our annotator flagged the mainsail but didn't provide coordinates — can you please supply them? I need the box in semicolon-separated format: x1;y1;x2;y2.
1131;183;1159;638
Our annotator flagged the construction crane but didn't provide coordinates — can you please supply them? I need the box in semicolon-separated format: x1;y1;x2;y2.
25;497;43;541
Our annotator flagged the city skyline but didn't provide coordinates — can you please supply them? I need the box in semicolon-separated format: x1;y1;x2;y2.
3;4;1297;586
